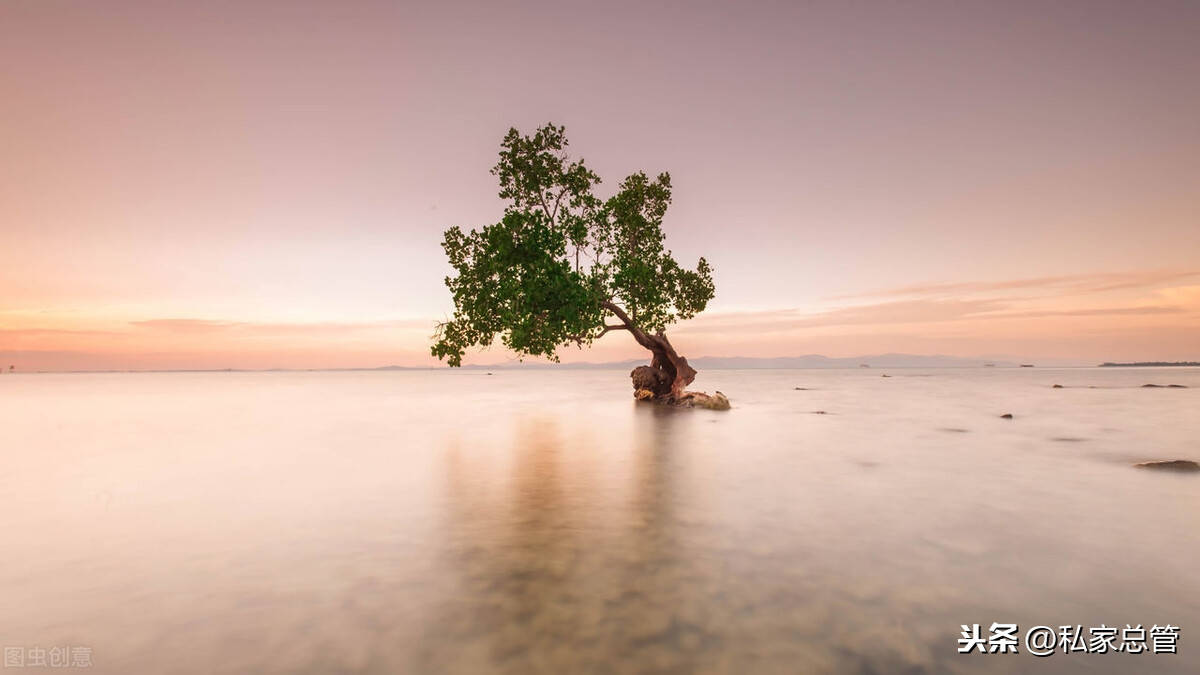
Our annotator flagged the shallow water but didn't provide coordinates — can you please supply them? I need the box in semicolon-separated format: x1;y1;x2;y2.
1;367;1198;673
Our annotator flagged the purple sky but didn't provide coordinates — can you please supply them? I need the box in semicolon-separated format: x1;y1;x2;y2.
2;0;1198;369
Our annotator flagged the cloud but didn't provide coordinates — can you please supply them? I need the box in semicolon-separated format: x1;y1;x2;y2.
833;270;1200;300
675;292;1192;338
676;298;1008;335
129;319;241;333
0;328;118;338
974;305;1184;320
129;318;436;336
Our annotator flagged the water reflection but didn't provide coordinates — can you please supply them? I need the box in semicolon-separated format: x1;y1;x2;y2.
433;419;577;671
431;409;716;673
427;406;885;673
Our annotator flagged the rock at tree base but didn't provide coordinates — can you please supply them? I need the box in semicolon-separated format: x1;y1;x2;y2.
681;391;731;410
1133;460;1200;472
629;362;728;410
633;388;731;410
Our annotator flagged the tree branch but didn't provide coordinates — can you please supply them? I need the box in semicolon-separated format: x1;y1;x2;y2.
567;323;627;346
601;300;631;326
551;186;565;224
601;300;659;351
537;190;555;227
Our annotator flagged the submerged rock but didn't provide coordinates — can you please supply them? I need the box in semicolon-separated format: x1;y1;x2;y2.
1052;384;1064;388
1133;459;1200;472
1000;413;1013;419
634;388;731;410
688;391;731;411
1142;384;1188;388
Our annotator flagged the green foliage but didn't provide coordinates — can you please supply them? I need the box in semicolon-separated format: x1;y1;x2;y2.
433;124;715;366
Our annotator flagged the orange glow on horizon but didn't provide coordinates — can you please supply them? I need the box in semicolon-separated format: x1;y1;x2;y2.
3;273;1197;371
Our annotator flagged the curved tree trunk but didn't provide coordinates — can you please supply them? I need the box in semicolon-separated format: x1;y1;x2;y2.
602;300;698;403
648;332;696;400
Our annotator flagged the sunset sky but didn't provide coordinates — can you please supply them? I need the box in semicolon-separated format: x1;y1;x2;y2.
2;0;1198;371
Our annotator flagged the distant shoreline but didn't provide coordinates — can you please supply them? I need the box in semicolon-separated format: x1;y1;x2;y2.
1099;362;1200;367
6;356;1197;375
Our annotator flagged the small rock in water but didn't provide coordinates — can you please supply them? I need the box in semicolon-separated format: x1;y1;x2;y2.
881;374;891;378
1052;384;1064;389
1141;383;1187;388
1000;413;1013;419
692;391;731;410
1133;459;1200;472
812;410;828;415
794;386;808;390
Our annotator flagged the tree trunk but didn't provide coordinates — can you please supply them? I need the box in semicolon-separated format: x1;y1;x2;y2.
601;300;700;404
649;332;696;400
629;332;695;401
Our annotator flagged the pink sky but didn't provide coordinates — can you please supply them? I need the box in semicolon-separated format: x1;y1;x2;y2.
2;1;1198;370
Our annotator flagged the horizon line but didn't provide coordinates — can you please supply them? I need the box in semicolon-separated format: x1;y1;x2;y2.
4;357;1197;375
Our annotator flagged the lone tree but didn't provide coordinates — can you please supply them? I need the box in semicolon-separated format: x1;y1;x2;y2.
432;124;720;404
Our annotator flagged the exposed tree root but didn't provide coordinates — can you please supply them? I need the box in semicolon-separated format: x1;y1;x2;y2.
631;364;730;410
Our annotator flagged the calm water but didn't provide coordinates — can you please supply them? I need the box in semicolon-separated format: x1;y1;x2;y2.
1;367;1198;674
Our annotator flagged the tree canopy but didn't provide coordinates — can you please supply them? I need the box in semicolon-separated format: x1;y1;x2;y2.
432;124;715;367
